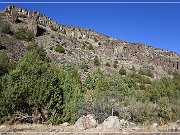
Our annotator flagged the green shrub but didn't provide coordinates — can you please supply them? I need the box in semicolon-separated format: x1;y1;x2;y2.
98;42;101;45
105;62;110;67
0;47;61;124
50;26;58;32
7;60;18;72
94;55;100;66
125;100;159;124
60;64;84;123
55;44;65;54
26;30;34;41
131;66;136;72
88;44;94;50
83;68;107;97
26;44;47;60
0;45;84;124
138;69;154;78
113;60;118;68
81;69;180;124
157;97;172;124
1;24;13;35
119;67;126;75
78;90;122;123
139;83;146;90
140;76;152;84
14;28;34;41
80;60;89;72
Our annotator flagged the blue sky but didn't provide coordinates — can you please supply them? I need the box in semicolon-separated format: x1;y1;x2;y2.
0;1;180;53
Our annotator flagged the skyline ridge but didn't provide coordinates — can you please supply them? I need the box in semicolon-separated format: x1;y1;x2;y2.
0;3;180;54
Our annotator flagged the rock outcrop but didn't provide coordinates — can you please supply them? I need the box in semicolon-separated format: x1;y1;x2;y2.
27;14;38;36
1;5;180;78
75;114;97;130
103;116;120;129
168;124;180;132
6;5;18;23
103;116;136;129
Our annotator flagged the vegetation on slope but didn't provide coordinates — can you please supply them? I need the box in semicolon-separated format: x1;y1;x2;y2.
1;23;13;35
55;44;65;54
81;70;180;124
0;43;179;125
1;24;34;41
0;44;83;124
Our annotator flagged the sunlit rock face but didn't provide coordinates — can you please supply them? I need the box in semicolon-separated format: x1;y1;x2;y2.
2;5;180;78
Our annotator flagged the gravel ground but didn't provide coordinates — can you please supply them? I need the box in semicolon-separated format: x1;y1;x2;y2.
0;123;180;135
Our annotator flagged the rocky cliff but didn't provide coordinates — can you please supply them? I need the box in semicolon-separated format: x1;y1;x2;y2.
1;5;180;78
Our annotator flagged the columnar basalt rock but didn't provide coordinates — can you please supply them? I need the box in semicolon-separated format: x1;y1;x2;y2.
5;5;108;39
6;5;18;23
3;5;180;77
28;14;38;36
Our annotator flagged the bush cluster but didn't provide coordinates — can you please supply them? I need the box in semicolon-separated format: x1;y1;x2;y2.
50;26;58;32
94;55;100;66
80;60;89;72
81;70;180;124
0;51;18;76
88;44;94;50
138;68;154;78
0;44;179;126
0;44;83;124
98;42;101;45
119;67;126;75
1;24;13;35
14;28;34;41
1;24;34;41
105;62;110;67
113;60;118;68
55;44;65;53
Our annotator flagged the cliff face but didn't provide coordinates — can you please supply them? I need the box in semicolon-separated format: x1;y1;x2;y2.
1;5;180;78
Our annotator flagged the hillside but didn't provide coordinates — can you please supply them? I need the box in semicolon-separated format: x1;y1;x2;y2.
0;5;180;79
0;5;180;133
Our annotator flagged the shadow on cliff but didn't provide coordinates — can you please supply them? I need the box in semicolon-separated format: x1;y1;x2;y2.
37;26;46;37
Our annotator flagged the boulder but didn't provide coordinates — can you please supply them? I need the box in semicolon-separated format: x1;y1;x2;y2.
0;125;5;129
103;116;120;129
75;114;97;130
168;124;180;132
152;123;158;128
61;122;70;127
